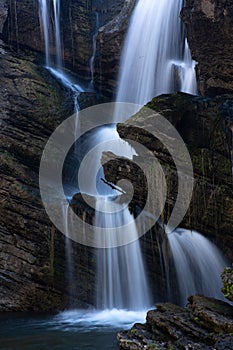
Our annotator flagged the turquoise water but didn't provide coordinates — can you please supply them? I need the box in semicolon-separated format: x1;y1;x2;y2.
0;309;147;350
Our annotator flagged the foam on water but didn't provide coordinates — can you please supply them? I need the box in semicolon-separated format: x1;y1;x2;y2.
53;309;148;331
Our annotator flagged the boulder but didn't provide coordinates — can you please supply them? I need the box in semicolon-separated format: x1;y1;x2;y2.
118;295;233;350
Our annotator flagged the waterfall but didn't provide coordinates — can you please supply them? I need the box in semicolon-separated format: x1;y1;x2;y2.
166;228;228;306
89;12;99;88
62;203;73;302
39;0;228;314
53;0;62;69
95;197;151;310
116;0;197;108
39;0;61;69
38;0;83;113
39;0;50;66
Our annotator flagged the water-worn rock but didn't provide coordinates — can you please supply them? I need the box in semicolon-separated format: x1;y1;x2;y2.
118;295;233;350
182;0;233;96
103;93;233;264
0;39;97;311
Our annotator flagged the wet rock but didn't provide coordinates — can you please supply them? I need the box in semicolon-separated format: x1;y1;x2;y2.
0;39;96;311
94;0;136;95
103;93;233;264
1;0;132;93
118;295;233;350
182;0;233;96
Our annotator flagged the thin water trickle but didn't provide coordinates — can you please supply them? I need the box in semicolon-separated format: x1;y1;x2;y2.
38;0;83;112
90;11;100;88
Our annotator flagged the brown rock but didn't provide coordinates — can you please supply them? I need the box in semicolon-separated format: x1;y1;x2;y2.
182;0;233;96
118;295;233;350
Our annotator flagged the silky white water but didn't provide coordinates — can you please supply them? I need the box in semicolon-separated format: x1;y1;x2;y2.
37;0;229;319
53;0;62;68
166;228;228;306
116;0;197;110
95;197;151;310
39;0;50;66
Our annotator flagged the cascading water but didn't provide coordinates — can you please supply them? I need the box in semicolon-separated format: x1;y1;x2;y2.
39;0;227;316
38;0;83;112
39;0;50;66
116;0;197;109
165;228;229;306
95;198;151;310
53;0;62;69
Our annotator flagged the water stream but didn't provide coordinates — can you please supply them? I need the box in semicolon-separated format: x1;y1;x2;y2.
89;11;100;88
95;197;151;310
116;0;197;109
38;0;84;112
165;228;228;306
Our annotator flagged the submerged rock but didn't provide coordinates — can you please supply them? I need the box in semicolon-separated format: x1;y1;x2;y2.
118;295;233;350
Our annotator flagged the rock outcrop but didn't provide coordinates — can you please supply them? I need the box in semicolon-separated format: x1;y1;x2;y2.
182;0;233;96
118;295;233;350
103;93;233;263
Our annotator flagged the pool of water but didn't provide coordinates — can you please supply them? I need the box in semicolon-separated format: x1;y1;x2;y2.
0;309;147;350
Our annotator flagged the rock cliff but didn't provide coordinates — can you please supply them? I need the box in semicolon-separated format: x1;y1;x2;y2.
182;0;233;96
0;39;98;311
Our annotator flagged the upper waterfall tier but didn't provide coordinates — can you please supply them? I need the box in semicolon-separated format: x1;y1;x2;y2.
116;0;197;107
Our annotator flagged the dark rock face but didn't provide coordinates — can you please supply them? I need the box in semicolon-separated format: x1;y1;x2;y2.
94;0;136;96
2;0;42;52
1;0;133;93
0;0;8;34
103;93;233;263
92;0;125;27
182;0;233;96
0;39;97;311
118;295;233;350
